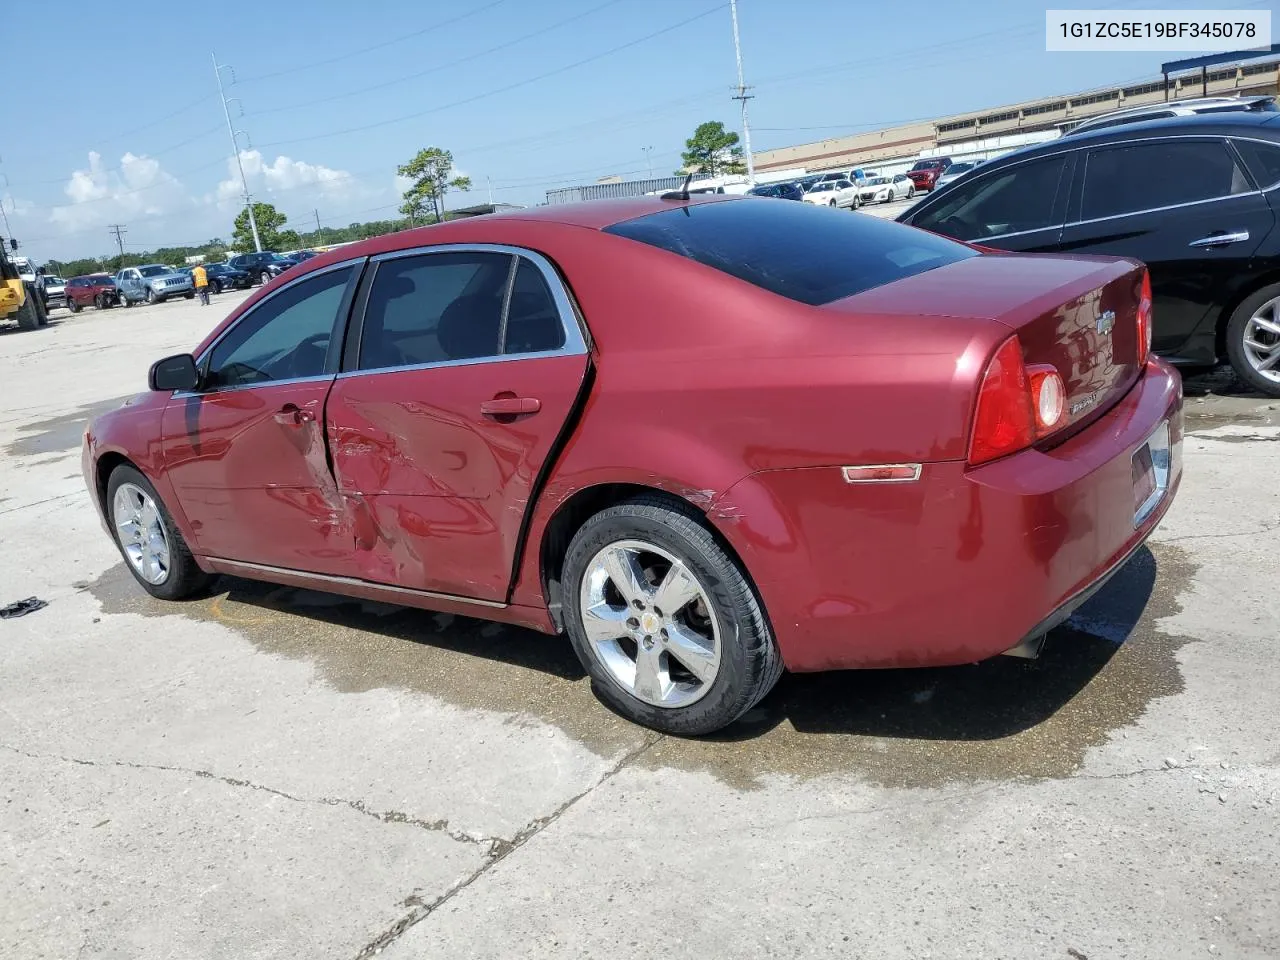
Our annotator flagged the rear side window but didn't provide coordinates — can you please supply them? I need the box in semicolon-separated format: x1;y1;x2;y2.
604;200;976;306
1232;138;1280;189
1082;139;1252;220
910;154;1068;241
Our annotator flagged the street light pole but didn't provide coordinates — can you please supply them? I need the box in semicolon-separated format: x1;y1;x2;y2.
642;146;654;178
728;0;756;185
213;51;262;252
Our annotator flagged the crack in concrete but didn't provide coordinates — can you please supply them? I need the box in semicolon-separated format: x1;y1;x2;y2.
0;743;493;848
1161;519;1280;545
351;732;664;960
0;491;80;517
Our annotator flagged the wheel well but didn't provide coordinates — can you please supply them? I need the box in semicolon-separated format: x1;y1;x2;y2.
538;482;754;633
94;452;134;512
1215;270;1280;359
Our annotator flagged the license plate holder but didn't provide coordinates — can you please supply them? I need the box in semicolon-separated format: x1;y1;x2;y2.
1133;420;1171;526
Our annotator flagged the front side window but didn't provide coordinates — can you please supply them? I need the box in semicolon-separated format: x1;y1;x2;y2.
206;266;353;388
910;153;1068;241
1081;138;1252;220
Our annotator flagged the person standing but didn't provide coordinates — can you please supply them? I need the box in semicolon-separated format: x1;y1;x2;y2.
192;264;209;306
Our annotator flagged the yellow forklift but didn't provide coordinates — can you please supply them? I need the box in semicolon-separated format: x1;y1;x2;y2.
0;237;49;330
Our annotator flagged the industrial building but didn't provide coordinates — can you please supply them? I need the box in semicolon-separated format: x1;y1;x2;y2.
545;47;1280;205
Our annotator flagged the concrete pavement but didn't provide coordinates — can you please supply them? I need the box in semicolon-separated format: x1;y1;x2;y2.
1;292;1277;959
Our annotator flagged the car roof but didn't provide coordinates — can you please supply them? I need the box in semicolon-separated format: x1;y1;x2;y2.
959;111;1280;169
1068;95;1274;131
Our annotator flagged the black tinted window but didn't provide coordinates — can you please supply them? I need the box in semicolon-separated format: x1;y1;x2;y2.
358;252;511;370
911;154;1068;241
207;267;352;388
505;259;566;355
1082;139;1251;220
604;200;976;306
1233;138;1280;189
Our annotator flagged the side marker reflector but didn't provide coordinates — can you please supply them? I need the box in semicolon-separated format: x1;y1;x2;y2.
841;464;922;484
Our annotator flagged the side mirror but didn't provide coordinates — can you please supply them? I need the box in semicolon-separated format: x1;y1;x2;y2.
149;353;200;392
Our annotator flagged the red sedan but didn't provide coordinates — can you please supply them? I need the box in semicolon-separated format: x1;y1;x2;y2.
83;197;1182;735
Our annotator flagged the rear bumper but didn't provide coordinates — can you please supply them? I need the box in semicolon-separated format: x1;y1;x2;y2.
713;358;1184;672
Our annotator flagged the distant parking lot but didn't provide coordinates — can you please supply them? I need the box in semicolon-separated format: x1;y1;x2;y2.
3;256;1279;959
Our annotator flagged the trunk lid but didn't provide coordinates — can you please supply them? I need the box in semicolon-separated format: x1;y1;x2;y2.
831;252;1146;433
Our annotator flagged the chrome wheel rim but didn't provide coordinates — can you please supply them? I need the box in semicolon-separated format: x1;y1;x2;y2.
1242;296;1280;384
579;540;722;709
112;483;171;585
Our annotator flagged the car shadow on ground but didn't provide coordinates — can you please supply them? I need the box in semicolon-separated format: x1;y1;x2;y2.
705;544;1161;744
1180;365;1269;398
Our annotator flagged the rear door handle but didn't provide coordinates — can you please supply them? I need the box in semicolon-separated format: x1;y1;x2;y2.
480;397;541;417
1188;230;1250;248
273;403;316;425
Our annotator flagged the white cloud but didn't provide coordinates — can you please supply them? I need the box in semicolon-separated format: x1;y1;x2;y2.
49;151;190;233
216;150;357;205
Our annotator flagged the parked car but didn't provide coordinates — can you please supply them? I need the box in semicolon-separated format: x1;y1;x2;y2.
857;174;915;203
65;274;121;312
747;182;805;201
933;159;983;191
897;112;1280;396
41;275;67;311
227;251;295;285
1064;95;1277;136
116;264;195;305
203;263;253;292
905;157;952;193
802;178;860;208
286;250;320;266
84;196;1181;735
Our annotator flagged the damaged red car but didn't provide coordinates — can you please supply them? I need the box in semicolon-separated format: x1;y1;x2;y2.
83;196;1182;734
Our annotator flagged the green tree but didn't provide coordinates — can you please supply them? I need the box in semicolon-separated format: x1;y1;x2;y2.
232;202;290;251
679;121;745;176
397;147;472;224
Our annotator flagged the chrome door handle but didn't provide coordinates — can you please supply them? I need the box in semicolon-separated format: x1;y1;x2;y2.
1189;230;1249;248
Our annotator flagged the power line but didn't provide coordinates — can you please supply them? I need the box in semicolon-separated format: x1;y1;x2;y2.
236;0;510;84
259;4;726;151
13;124;225;188
252;0;626;119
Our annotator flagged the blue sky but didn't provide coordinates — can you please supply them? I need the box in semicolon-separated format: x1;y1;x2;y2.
5;0;1272;261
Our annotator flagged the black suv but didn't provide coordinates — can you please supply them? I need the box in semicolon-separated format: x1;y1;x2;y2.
227;251;294;285
747;182;805;202
898;113;1280;396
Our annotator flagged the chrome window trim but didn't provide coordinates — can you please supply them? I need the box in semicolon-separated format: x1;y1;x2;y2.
342;242;587;379
1066;189;1262;228
178;257;365;398
909;150;1075;240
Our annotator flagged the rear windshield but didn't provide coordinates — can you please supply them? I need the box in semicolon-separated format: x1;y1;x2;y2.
603;199;976;306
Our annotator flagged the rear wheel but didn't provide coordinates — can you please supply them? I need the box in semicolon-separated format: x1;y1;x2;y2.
67;296;81;314
106;465;212;600
15;285;41;330
1225;283;1280;398
562;495;783;735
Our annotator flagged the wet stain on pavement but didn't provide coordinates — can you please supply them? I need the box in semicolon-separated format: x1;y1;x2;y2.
87;542;1197;790
5;395;134;457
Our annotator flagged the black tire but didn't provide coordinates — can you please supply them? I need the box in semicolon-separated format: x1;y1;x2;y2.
210;280;221;294
145;288;156;305
184;290;195;299
1225;281;1280;398
15;286;40;330
561;495;783;736
67;297;81;314
907;186;915;199
34;293;50;327
259;270;271;285
105;464;212;600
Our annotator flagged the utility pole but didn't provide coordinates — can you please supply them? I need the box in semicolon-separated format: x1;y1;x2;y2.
213;52;262;252
642;146;654;179
313;208;323;244
108;224;127;259
487;176;494;206
728;0;756;185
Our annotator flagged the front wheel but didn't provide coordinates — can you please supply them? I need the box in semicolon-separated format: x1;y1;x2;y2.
184;290;195;299
106;465;212;600
259;270;271;285
561;496;783;736
907;186;915;199
144;289;156;305
1225;283;1280;397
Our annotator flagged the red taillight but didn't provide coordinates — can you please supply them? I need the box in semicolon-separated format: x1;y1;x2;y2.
968;337;1035;465
1136;270;1153;362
